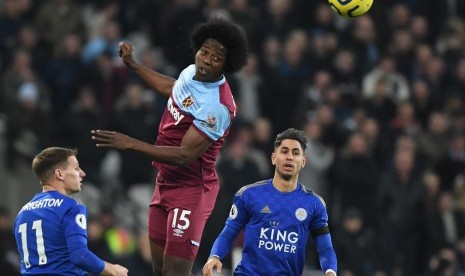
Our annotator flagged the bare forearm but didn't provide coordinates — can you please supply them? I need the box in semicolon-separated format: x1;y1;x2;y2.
128;62;175;98
129;138;195;166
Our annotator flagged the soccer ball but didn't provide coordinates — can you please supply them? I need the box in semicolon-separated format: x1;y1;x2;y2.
328;0;373;18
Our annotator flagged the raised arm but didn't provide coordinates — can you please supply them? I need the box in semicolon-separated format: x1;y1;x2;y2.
119;41;175;98
91;126;212;166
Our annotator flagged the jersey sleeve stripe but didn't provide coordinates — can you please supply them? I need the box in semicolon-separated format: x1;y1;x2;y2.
236;180;269;196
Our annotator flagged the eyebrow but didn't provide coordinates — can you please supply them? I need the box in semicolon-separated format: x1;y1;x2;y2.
280;146;301;151
201;45;226;57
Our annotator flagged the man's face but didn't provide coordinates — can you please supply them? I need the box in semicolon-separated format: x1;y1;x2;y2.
272;139;306;181
194;38;227;82
60;156;86;195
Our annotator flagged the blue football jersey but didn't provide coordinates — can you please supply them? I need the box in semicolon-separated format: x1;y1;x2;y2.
14;191;89;276
227;179;329;275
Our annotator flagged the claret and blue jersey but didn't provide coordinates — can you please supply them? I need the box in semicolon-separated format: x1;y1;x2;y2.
153;64;236;187
210;179;337;275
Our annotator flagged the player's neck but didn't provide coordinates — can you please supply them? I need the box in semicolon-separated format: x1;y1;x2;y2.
42;184;61;194
272;177;298;193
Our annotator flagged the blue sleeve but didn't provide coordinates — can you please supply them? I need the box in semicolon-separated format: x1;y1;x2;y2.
67;235;105;275
63;202;104;275
310;193;329;231
210;192;250;259
314;233;338;273
209;224;242;260
225;193;250;230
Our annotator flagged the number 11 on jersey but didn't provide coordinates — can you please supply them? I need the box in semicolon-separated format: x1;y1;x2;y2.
18;220;48;268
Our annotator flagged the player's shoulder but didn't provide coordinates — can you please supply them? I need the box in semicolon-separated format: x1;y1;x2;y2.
179;64;196;78
52;192;86;209
299;184;327;207
236;179;270;197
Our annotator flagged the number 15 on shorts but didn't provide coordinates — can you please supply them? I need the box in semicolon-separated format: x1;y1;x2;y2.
172;208;192;230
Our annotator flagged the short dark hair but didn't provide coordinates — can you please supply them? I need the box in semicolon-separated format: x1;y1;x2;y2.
32;147;78;185
191;17;248;74
274;128;307;152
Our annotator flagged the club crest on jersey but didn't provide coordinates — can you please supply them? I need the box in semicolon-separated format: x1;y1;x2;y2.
295;208;307;221
182;95;195;108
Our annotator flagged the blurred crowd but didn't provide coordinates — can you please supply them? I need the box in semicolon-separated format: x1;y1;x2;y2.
1;0;465;275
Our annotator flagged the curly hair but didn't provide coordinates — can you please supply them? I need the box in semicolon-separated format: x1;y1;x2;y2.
191;17;248;74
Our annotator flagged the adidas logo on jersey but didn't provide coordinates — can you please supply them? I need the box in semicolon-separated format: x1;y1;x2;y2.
261;206;271;214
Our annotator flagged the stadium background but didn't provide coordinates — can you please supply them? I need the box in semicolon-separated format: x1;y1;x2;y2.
0;0;465;275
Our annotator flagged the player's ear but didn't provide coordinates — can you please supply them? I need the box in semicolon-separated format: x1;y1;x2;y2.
301;155;307;168
271;152;276;166
55;169;64;181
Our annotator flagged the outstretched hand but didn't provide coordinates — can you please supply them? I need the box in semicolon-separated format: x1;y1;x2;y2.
91;130;133;150
118;41;136;67
202;257;222;276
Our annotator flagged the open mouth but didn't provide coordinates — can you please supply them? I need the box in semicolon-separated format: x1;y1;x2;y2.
284;164;294;171
199;66;209;75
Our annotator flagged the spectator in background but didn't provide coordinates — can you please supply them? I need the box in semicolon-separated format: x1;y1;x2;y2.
416;112;450;169
347;16;379;73
426;192;465;265
362;55;410;105
5;81;52;168
295;70;332;125
377;149;424;275
390;101;422;138
16;24;49;73
410;79;434;128
359;117;390;170
300;117;334;199
2;49;51;115
435;132;465;192
43;33;85;118
251;117;274;177
83;51;126;118
334;208;384;276
0;0;29;66
35;0;85;54
83;1;120;41
124;231;153;276
0;206;20;276
331;132;379;227
82;20;122;65
233;53;262;123
113;82;159;191
218;125;262;200
62;86;108;186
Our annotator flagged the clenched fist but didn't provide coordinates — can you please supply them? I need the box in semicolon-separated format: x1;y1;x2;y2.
118;41;136;67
